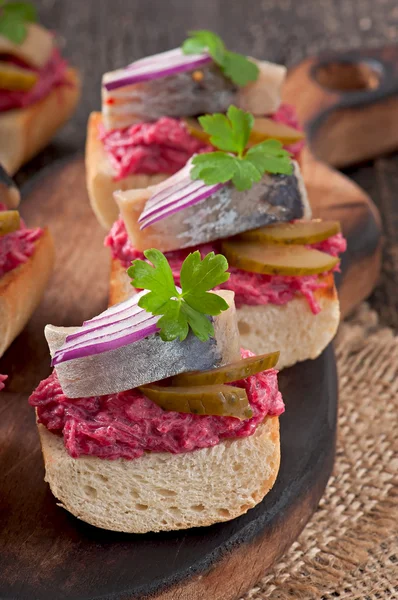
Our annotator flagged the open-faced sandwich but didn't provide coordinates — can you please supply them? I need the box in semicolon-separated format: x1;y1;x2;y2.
0;1;80;174
29;250;284;533
106;107;346;369
0;163;54;360
86;29;304;228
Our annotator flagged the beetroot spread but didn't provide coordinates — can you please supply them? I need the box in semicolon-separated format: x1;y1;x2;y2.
99;117;212;180
0;48;70;112
105;219;347;314
100;104;303;180
270;104;304;161
0;374;7;391
29;349;284;460
0;203;43;278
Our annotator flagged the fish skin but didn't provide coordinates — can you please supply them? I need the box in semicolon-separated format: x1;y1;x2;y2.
116;161;312;253
102;63;237;130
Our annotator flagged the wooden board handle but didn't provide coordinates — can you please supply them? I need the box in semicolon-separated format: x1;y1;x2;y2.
284;45;398;167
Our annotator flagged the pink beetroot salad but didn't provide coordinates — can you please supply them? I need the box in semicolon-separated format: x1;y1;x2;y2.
29;349;284;460
0;48;70;112
99;117;212;181
105;219;346;315
100;104;303;181
0;374;7;391
0;203;43;278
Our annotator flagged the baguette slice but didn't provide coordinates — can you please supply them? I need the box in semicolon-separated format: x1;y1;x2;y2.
86;112;169;229
0;68;81;175
38;415;280;533
0;228;54;356
110;258;339;369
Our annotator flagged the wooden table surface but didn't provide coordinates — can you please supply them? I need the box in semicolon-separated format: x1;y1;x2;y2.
20;0;398;328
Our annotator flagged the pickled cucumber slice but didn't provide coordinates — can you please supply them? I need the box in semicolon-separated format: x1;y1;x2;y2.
171;351;280;387
0;62;38;92
139;383;253;420
238;220;341;245
0;210;20;236
183;117;304;147
248;117;305;146
222;239;339;276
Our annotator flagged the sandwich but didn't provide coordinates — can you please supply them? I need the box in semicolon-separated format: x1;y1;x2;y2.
86;29;304;229
29;250;284;533
0;163;54;359
0;1;80;174
106;107;346;369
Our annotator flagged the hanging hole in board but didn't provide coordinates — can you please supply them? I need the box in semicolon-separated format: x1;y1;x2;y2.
312;60;383;93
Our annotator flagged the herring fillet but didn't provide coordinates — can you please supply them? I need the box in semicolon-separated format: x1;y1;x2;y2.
102;57;286;130
45;291;241;398
102;63;237;130
115;161;311;253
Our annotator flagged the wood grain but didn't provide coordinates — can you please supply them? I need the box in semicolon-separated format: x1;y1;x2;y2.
284;46;398;168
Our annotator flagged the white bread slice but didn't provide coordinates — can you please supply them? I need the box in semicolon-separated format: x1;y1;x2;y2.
37;416;280;533
0;228;54;356
85;112;169;229
0;68;81;175
110;259;339;369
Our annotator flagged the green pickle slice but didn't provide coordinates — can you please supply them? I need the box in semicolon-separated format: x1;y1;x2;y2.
171;351;280;387
139;384;253;420
238;220;341;245
222;239;339;276
183;117;304;147
0;210;20;236
0;62;38;91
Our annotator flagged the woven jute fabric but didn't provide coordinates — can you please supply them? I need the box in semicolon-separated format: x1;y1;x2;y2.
242;303;398;600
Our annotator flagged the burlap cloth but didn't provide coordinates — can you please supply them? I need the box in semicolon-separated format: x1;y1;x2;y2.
239;302;398;599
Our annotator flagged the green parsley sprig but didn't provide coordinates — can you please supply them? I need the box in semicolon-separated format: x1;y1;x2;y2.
182;30;259;87
0;1;37;44
190;105;293;191
128;249;230;343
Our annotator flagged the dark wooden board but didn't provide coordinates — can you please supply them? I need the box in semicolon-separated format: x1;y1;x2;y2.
0;159;340;600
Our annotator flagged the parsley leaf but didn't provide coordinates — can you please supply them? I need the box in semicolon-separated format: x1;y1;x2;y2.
191;107;293;191
182;30;225;65
0;1;37;44
223;51;260;87
128;249;230;343
182;29;259;87
190;152;237;184
198;105;253;156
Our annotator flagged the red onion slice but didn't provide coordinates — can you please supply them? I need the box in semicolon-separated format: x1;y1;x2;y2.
52;322;159;366
103;48;212;91
51;290;161;366
139;161;225;230
139;180;207;223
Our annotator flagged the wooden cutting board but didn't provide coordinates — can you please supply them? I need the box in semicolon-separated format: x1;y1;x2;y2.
0;148;373;599
0;47;389;600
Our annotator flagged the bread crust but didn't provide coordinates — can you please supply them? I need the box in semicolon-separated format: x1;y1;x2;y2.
0;228;54;356
109;258;339;368
85;112;169;229
0;68;80;175
38;416;280;533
